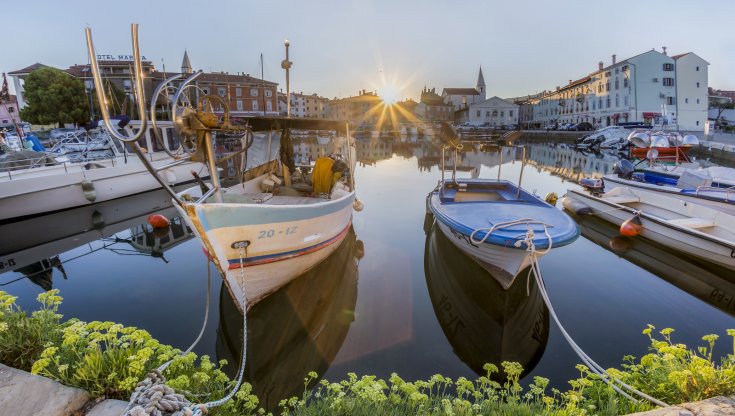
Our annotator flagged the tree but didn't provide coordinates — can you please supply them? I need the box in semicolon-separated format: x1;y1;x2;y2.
20;67;90;126
711;100;734;127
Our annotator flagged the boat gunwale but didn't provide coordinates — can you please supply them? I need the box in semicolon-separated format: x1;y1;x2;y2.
603;175;735;206
567;188;735;250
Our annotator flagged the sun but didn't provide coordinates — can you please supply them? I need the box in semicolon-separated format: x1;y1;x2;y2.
378;84;401;105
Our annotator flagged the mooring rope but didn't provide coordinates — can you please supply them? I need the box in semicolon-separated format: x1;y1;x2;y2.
469;218;554;246
520;227;669;408
124;249;250;416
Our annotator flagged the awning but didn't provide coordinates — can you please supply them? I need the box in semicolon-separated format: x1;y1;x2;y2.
642;112;660;118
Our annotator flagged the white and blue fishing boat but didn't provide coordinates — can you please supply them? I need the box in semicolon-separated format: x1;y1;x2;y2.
426;144;580;289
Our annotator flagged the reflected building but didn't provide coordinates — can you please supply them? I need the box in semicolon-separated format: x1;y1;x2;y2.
424;223;549;379
216;229;362;411
524;143;619;183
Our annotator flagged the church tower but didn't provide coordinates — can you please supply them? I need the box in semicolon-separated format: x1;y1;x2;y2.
476;66;486;100
181;50;192;74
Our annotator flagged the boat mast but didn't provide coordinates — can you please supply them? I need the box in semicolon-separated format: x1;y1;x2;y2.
281;39;292;117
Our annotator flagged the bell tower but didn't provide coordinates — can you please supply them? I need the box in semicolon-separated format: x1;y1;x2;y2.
181;50;192;74
476;66;486;100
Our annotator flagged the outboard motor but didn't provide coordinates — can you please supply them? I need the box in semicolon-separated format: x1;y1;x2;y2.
612;159;634;179
579;178;604;195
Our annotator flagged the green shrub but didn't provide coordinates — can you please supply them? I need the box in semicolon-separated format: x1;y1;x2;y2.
2;290;734;416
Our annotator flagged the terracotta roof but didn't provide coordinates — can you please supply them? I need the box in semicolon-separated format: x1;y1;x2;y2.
8;63;49;75
196;72;277;86
442;88;480;95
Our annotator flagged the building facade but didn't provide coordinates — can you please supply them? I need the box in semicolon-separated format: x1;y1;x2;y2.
414;87;453;121
467;96;519;127
329;90;383;125
524;49;708;131
281;92;330;118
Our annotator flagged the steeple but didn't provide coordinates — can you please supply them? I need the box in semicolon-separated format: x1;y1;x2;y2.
181;50;192;74
476;66;486;99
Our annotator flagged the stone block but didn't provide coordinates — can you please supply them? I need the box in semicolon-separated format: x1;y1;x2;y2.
0;364;90;416
86;399;129;416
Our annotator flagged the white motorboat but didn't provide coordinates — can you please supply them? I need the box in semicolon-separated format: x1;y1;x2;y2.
576;126;630;150
602;160;735;216
0;121;208;222
47;129;113;154
563;186;735;271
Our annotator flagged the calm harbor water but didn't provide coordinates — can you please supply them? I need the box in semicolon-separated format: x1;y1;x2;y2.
2;136;735;409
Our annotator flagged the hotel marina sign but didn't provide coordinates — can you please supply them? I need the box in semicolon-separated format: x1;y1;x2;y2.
96;54;149;61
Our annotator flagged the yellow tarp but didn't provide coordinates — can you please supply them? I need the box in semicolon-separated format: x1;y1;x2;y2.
312;157;335;194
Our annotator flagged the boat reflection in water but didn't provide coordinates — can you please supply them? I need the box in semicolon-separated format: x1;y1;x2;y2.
216;228;362;411
573;213;735;316
0;189;195;289
424;223;549;380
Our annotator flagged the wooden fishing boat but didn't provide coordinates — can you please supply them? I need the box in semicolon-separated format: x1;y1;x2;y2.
85;26;362;311
563;186;735;271
426;144;579;289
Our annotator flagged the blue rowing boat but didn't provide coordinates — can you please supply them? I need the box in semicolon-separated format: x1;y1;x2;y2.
427;176;579;289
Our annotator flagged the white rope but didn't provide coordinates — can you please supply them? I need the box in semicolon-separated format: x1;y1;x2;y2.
190;246;249;415
523;228;669;408
469;218;554;246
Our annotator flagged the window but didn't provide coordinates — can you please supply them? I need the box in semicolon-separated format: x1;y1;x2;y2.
236;100;243;111
606;97;611;108
266;101;272;112
8;107;14;113
252;100;258;111
622;65;628;72
615;95;619;107
476;110;480;117
235;88;242;97
250;88;258;97
685;98;688;103
123;79;132;91
624;96;628;106
696;66;700;71
218;87;226;97
662;78;674;86
265;90;272;97
667;97;675;105
598;98;603;108
696;120;700;126
202;88;209;95
623;78;628;88
615;78;619;89
696;82;700;88
606;82;610;91
500;111;504;117
593;101;596;110
509;110;514;117
697;99;700;104
663;63;674;71
492;110;498;116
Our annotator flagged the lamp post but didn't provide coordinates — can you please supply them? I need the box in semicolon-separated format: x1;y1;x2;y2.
281;39;292;117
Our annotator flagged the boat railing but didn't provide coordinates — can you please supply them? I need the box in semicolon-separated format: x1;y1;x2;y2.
695;185;735;201
0;151;125;180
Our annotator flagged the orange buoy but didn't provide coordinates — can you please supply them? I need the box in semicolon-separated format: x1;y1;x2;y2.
147;214;171;229
620;214;643;237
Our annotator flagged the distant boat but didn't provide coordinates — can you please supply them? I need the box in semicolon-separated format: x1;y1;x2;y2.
0;121;208;222
424;223;549;378
563;186;735;271
426;144;579;288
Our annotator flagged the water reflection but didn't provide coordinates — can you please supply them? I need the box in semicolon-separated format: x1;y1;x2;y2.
424;223;549;379
216;229;362;411
525;143;619;182
573;213;735;316
0;189;194;289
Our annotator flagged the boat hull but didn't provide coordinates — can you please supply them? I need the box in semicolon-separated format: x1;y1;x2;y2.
177;191;356;310
435;220;536;289
564;190;735;270
0;154;207;222
630;146;691;161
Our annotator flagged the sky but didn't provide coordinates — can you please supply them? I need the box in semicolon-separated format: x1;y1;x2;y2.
3;0;734;101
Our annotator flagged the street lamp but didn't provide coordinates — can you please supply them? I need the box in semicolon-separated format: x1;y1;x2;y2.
281;39;292;117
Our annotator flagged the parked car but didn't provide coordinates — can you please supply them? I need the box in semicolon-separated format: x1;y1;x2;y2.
575;122;594;131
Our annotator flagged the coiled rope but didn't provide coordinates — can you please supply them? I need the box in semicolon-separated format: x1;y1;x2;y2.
469;218;554;246
520;226;668;408
124;247;249;415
